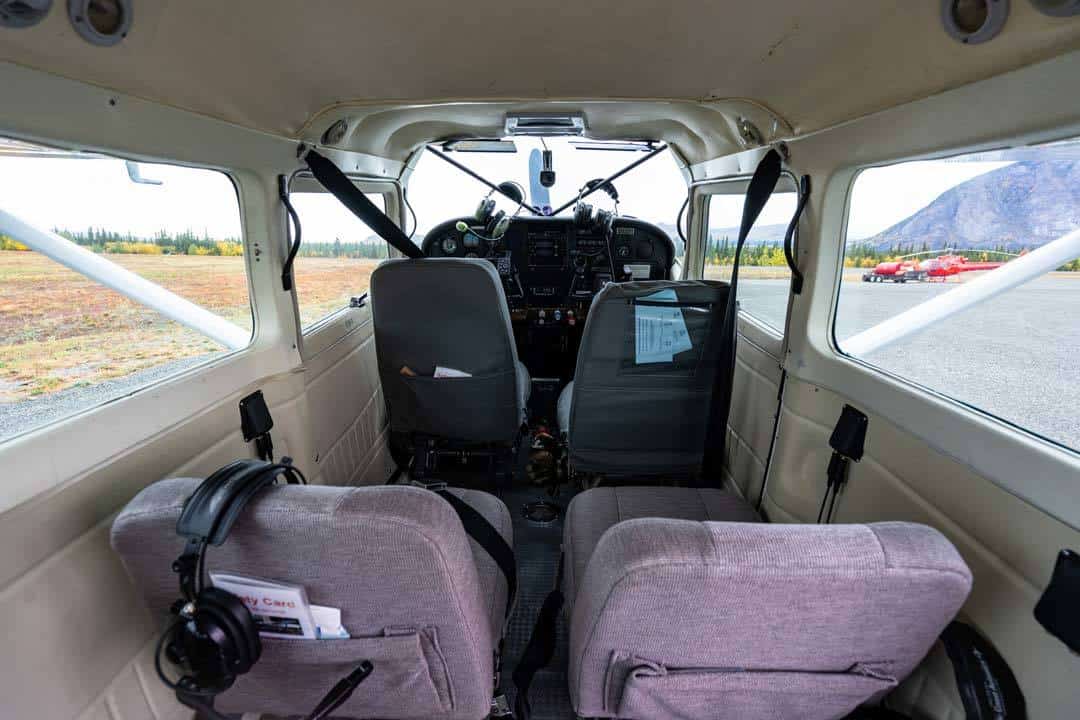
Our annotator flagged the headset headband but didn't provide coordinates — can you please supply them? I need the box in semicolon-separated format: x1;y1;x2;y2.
176;460;304;545
172;460;305;601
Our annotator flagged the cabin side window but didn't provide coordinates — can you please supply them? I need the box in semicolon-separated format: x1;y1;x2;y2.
836;140;1080;452
704;191;797;331
0;140;251;445
288;189;389;331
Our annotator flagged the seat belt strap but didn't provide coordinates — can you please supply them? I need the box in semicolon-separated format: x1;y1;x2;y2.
939;621;1026;719
702;149;783;481
512;554;565;720
435;489;517;620
301;147;424;260
844;621;1026;720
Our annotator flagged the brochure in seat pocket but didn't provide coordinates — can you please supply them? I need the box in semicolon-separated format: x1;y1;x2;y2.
209;572;319;639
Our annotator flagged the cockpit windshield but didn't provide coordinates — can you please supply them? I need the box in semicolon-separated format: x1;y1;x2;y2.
407;137;687;261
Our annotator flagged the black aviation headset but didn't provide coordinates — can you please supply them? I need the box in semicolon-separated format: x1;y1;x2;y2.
154;459;373;720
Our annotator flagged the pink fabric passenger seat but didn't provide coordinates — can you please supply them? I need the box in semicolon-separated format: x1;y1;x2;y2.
563;486;972;720
113;480;512;720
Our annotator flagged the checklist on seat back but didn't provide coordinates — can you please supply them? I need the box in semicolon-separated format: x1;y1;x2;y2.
634;288;692;364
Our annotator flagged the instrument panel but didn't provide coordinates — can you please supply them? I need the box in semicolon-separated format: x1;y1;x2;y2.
422;216;675;310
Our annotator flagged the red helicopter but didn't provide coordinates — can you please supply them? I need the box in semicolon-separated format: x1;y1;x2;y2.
861;249;1020;283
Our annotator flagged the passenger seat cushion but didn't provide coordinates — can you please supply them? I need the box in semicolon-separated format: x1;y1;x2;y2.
111;479;511;720
446;486;514;636
562;486;760;612
567;519;972;718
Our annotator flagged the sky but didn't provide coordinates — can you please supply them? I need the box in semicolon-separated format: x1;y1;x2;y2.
0;140;1010;249
0;155;243;238
404;137;688;234
846;160;1011;239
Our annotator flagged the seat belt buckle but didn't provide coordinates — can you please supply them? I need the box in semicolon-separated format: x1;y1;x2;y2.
490;693;513;718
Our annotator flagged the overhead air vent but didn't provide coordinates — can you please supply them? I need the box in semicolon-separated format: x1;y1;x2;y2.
505;113;586;137
941;0;1009;44
321;119;349;147
0;0;52;28
67;0;131;46
1029;0;1080;15
736;117;765;147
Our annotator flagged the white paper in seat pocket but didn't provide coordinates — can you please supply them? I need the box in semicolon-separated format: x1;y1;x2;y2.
634;289;692;364
311;605;350;639
434;366;472;378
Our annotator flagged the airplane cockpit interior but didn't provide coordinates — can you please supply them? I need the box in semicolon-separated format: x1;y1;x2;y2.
1;3;1078;720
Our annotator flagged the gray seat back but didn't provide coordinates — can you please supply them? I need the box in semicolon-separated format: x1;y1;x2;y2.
371;258;524;443
568;519;972;720
112;479;503;720
567;280;729;476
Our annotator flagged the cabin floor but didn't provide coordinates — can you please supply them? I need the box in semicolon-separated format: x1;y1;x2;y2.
500;482;575;720
419;434;577;719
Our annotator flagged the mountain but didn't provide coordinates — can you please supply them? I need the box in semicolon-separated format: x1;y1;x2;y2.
705;223;788;245
861;160;1080;251
656;222;788;248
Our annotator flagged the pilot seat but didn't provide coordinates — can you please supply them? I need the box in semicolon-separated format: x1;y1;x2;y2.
370;257;530;484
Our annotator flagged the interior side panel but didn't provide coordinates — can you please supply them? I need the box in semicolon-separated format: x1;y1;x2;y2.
300;313;392;487
763;377;1080;717
0;297;389;720
0;373;308;718
723;318;784;501
5;520;157;719
73;640;192;720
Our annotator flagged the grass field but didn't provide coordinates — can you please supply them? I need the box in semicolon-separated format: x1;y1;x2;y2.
0;251;379;402
703;264;794;281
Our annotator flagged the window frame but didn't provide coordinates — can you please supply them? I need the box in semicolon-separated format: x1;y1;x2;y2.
285;171;403;355
830;156;1080;459
0;142;256;447
689;172;800;343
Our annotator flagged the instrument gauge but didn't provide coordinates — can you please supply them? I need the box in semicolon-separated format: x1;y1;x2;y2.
441;236;459;255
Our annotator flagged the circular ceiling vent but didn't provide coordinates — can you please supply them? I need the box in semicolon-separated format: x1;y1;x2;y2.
1029;0;1080;15
67;0;131;46
942;0;1009;44
0;0;52;29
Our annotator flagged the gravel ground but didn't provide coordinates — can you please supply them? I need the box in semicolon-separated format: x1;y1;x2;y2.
740;275;1080;451
0;354;215;441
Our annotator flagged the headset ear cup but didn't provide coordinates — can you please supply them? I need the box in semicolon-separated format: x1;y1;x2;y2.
574;202;593;227
199;587;262;674
475;198;495;225
485;209;506;237
594;208;613;234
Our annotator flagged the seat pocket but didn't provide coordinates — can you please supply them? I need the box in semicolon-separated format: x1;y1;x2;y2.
399;369;518;442
217;627;452;719
609;654;897;720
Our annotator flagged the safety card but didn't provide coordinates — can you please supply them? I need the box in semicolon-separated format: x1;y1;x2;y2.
210;572;349;639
